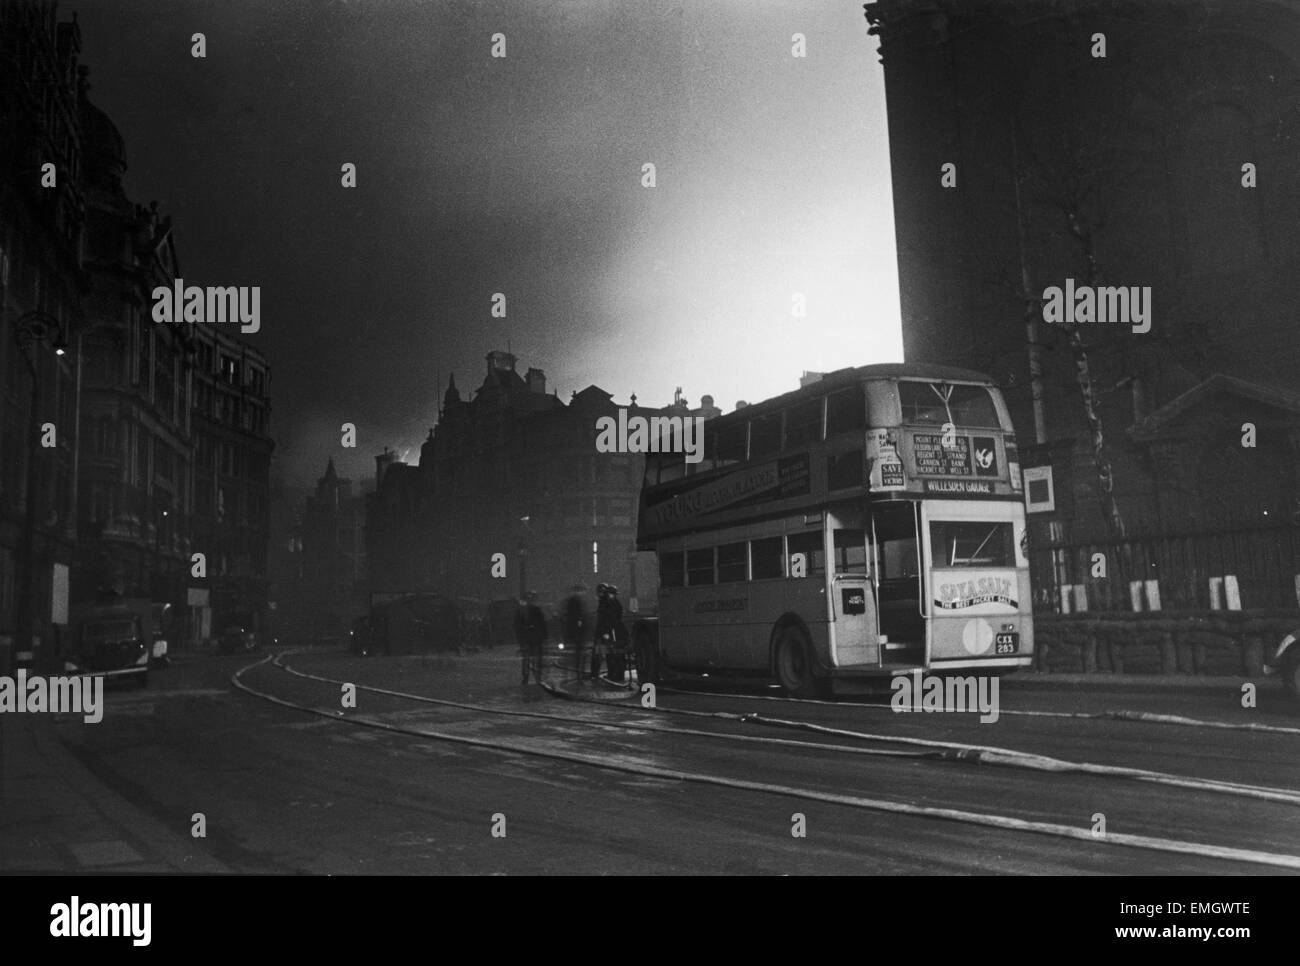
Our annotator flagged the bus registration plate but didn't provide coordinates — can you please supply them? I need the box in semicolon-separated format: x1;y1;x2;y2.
994;633;1018;654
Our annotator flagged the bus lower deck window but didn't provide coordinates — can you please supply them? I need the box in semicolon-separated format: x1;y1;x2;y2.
660;550;685;587
930;521;1014;568
786;530;826;577
717;541;747;583
687;547;715;585
833;529;867;571
751;536;784;579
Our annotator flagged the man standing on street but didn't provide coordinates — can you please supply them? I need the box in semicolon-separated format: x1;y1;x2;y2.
562;584;590;684
514;591;548;685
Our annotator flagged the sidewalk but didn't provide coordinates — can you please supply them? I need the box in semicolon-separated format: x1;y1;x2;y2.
0;713;228;874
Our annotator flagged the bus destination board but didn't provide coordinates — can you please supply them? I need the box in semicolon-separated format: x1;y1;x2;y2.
912;434;971;476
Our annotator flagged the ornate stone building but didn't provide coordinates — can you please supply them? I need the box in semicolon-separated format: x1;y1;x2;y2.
0;3;274;662
366;350;719;618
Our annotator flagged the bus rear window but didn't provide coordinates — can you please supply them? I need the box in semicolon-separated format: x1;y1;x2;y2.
930;521;1014;568
899;382;1000;428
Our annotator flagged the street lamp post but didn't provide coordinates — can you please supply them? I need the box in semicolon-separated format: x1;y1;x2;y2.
517;515;531;600
11;311;69;673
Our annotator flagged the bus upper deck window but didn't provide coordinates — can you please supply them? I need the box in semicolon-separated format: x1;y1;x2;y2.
826;385;866;436
899;382;1000;428
659;457;687;483
827;449;864;490
749;411;782;460
785;397;822;448
714;422;746;467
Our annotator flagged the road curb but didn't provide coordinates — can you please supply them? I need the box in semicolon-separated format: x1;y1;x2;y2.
1005;672;1285;695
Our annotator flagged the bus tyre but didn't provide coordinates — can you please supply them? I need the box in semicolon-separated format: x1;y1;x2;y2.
774;625;818;698
1283;649;1300;698
635;628;660;685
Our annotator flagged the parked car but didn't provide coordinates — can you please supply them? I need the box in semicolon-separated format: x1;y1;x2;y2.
67;610;150;686
1264;628;1300;697
218;625;259;654
150;602;173;669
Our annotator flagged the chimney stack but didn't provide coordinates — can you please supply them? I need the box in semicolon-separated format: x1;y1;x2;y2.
375;447;397;487
486;350;517;374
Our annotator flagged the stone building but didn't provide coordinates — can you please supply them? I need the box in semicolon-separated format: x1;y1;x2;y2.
366;350;719;620
0;3;88;665
295;459;367;643
0;3;274;663
865;0;1300;610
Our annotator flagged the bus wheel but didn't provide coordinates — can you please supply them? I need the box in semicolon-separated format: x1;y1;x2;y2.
774;625;817;698
634;629;660;686
1283;649;1300;699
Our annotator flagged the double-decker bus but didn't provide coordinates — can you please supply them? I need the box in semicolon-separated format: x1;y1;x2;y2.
632;364;1033;696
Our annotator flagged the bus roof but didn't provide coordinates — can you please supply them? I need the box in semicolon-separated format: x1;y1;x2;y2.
697;363;997;427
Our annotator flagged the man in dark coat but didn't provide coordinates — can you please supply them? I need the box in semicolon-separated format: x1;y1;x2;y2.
600;585;627;680
562;584;590;683
514;591;548;685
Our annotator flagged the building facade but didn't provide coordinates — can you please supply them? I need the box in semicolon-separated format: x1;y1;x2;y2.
367;351;719;620
0;2;87;665
866;0;1300;610
294;459;367;644
0;3;274;664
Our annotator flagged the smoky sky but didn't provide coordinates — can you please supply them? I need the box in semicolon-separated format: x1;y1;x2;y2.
72;0;901;486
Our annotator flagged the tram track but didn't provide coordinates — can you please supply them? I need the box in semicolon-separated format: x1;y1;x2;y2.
658;680;1300;736
267;652;1300;805
228;651;1300;870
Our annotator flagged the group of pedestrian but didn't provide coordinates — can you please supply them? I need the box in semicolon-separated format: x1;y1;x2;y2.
515;583;627;687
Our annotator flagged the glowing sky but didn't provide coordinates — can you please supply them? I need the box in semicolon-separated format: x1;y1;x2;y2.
74;0;901;484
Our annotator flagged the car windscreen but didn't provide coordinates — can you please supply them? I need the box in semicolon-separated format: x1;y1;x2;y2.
84;620;138;639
